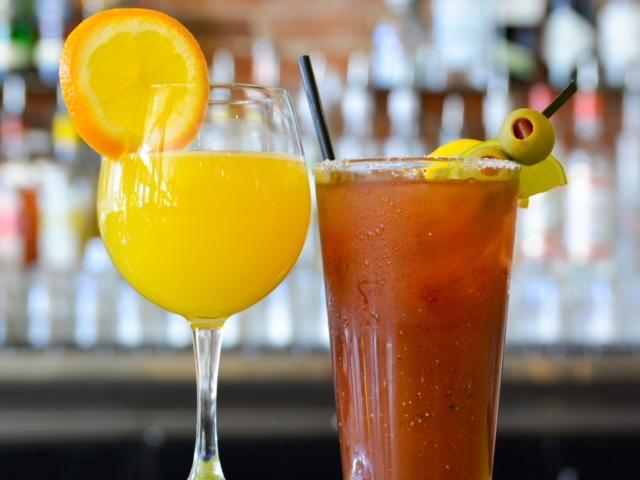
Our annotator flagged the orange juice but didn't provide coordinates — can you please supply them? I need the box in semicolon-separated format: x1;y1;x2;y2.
98;151;311;326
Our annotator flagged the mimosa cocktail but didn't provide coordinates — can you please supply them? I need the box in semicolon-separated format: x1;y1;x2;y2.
61;7;311;479
98;151;310;324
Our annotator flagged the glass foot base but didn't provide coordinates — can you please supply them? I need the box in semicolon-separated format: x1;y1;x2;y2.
188;456;225;480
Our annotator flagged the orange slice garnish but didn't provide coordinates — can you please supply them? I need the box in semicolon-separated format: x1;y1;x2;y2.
60;8;209;158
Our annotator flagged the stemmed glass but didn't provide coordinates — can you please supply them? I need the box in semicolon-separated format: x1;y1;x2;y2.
97;83;311;479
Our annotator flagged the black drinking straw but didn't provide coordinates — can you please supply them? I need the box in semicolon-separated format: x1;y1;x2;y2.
543;79;577;118
298;55;335;160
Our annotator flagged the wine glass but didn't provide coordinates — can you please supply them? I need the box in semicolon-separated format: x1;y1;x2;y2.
97;83;311;479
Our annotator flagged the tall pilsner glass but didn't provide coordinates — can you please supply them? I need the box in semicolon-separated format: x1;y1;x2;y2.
315;158;519;480
98;83;311;479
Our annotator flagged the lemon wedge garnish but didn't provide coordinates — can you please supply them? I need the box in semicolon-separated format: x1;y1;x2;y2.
429;138;481;158
518;154;567;200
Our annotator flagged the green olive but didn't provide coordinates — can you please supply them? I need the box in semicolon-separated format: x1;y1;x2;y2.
498;108;555;166
460;140;510;160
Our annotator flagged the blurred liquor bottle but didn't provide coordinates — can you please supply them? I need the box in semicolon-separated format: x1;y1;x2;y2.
201;49;237;152
617;65;640;277
0;3;10;78
0;73;39;345
563;59;614;265
252;37;280;87
561;58;616;346
289;252;328;351
432;0;494;89
370;0;420;90
597;0;640;88
383;83;426;157
240;280;293;352
0;77;24;267
210;48;235;85
0;74;23;344
494;0;547;82
0;73;37;267
0;0;36;78
38;83;96;272
0;153;24;345
413;0;445;91
166;311;192;350
615;65;640;343
336;51;379;159
482;69;511;139
438;92;465;146
507;265;562;347
27;257;75;347
542;0;596;89
34;0;71;86
74;238;119;348
1;72;26;161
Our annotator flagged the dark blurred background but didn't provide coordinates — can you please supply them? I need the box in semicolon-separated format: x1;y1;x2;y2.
0;0;640;478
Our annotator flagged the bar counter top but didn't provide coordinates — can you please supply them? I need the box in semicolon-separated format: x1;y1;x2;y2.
0;349;639;443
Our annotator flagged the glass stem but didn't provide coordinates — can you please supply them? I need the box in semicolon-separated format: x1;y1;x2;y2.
189;326;225;480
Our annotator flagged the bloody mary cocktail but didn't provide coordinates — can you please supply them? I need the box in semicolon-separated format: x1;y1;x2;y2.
315;158;519;480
